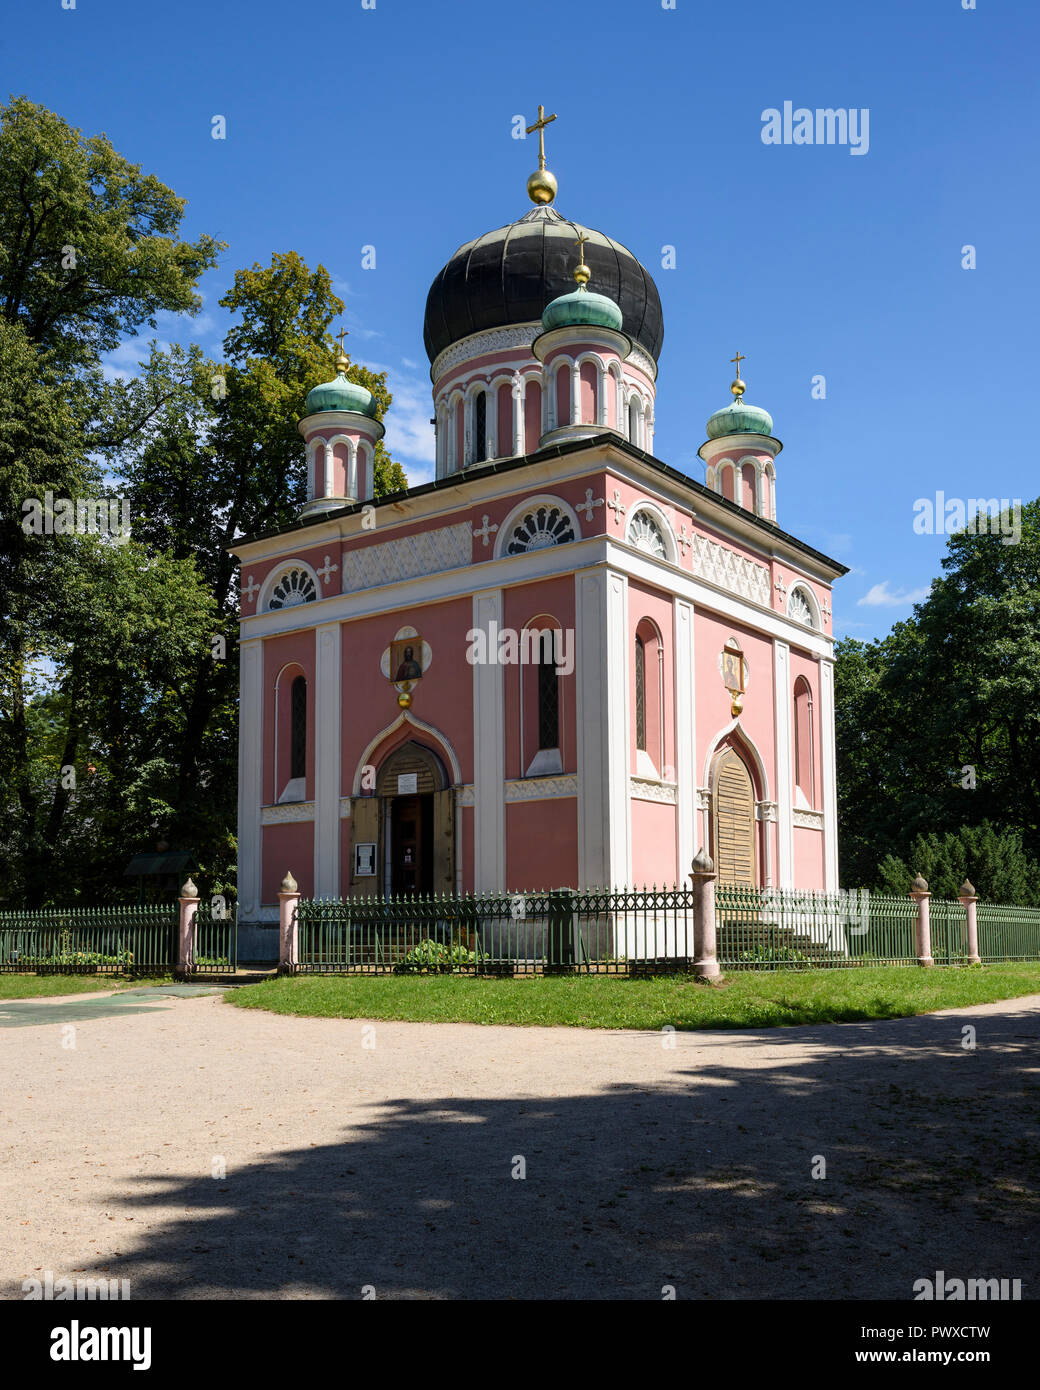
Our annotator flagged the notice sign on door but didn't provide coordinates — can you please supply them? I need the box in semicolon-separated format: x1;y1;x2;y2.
397;773;418;794
354;842;377;877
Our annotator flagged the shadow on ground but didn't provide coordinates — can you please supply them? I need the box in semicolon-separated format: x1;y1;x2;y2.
97;1006;1040;1299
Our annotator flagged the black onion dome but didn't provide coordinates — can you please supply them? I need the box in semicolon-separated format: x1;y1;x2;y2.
423;205;664;365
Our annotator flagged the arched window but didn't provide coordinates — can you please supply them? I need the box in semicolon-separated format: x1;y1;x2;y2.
267;567;317;611
794;677;815;806
537;654;559;751
634;634;646;751
634;619;664;775
473;390;487;465
629;398;641;446
290;676;307;780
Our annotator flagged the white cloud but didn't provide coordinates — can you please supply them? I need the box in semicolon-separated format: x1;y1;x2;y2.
857;581;930;608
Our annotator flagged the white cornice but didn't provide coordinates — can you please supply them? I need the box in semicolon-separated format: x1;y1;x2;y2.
298;411;385;442
431;324;539;383
532;324;632;363
232;442;840;587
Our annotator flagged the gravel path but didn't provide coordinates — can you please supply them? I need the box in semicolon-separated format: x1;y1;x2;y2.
2;989;1038;1300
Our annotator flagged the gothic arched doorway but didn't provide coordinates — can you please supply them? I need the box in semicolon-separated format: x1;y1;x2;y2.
710;747;757;886
348;741;455;898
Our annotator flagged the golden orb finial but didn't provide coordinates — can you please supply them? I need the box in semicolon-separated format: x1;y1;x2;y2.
730;350;746;397
572;228;591;285
525;104;558;205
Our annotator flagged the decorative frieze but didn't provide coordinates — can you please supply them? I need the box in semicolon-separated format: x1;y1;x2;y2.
341;522;471;593
630;776;678;803
261;801;315;825
456;777;578;804
431;324;538;383
689;533;771;607
793;808;825;829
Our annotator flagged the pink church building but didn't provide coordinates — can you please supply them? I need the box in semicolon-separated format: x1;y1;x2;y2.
232;165;846;944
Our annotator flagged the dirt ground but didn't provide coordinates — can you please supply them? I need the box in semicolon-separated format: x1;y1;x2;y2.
1;986;1037;1300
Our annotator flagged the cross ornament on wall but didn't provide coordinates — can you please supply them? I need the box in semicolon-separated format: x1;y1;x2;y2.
774;575;788;602
577;487;604;522
473;514;499;547
822;595;832;622
317;555;339;586
242;574;260;604
677;525;691;556
607;490;626;524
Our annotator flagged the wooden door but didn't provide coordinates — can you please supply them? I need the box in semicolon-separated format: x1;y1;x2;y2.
431;787;455;894
349;796;381;899
713;749;756;886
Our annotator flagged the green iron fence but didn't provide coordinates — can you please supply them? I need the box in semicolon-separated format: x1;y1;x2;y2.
976;901;1040;961
715;885;885;969
296;886;698;975
0;905;177;975
188;901;238;975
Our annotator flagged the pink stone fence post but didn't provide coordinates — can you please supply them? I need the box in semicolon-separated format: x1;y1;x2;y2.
690;849;719;979
177;877;199;978
959;878;981;965
910;873;933;967
279;871;301;974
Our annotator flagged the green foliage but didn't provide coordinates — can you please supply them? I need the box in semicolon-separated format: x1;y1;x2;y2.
836;501;1040;894
0;96;222;361
875;823;1040;906
0;101;408;908
393;938;488;973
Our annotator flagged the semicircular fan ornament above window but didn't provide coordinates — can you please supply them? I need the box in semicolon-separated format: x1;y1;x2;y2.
788;588;816;628
268;568;318;611
506;505;575;555
627;510;667;559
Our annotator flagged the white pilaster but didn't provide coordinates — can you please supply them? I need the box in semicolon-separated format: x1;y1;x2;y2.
774;640;794;887
237;639;264;917
575;568;631;888
512;375;524;457
472;589;505;890
313;622;342;898
674;599;696;878
819;657;839;890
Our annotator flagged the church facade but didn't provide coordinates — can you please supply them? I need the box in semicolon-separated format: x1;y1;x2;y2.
232;133;846;934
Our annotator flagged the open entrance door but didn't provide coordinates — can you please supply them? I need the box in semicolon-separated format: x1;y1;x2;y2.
390;792;433;895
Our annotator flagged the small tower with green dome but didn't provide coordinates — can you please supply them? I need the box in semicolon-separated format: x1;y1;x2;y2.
698;354;782;522
297;328;386;519
532;229;643;450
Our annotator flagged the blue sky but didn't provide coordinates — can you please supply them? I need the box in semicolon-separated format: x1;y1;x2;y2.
8;0;1036;640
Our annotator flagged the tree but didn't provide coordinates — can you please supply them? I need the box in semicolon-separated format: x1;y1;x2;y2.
875;823;1040;907
108;253;408;888
835;500;1040;893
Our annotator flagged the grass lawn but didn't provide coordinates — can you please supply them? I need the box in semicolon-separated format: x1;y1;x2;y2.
0;975;174;1000
224;962;1040;1031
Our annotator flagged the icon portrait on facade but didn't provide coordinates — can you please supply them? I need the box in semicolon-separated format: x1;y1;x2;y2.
380;625;434;709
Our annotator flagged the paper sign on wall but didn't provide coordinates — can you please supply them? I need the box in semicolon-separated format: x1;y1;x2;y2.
354;843;377;877
397;773;418;794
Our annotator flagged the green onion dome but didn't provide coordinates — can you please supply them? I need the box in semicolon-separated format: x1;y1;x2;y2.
304;356;378;418
705;382;773;439
541;283;624;334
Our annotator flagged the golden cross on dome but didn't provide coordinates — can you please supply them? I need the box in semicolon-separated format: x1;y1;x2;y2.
337;326;349;354
526;104;557;170
730;350;745;376
572;227;591;285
